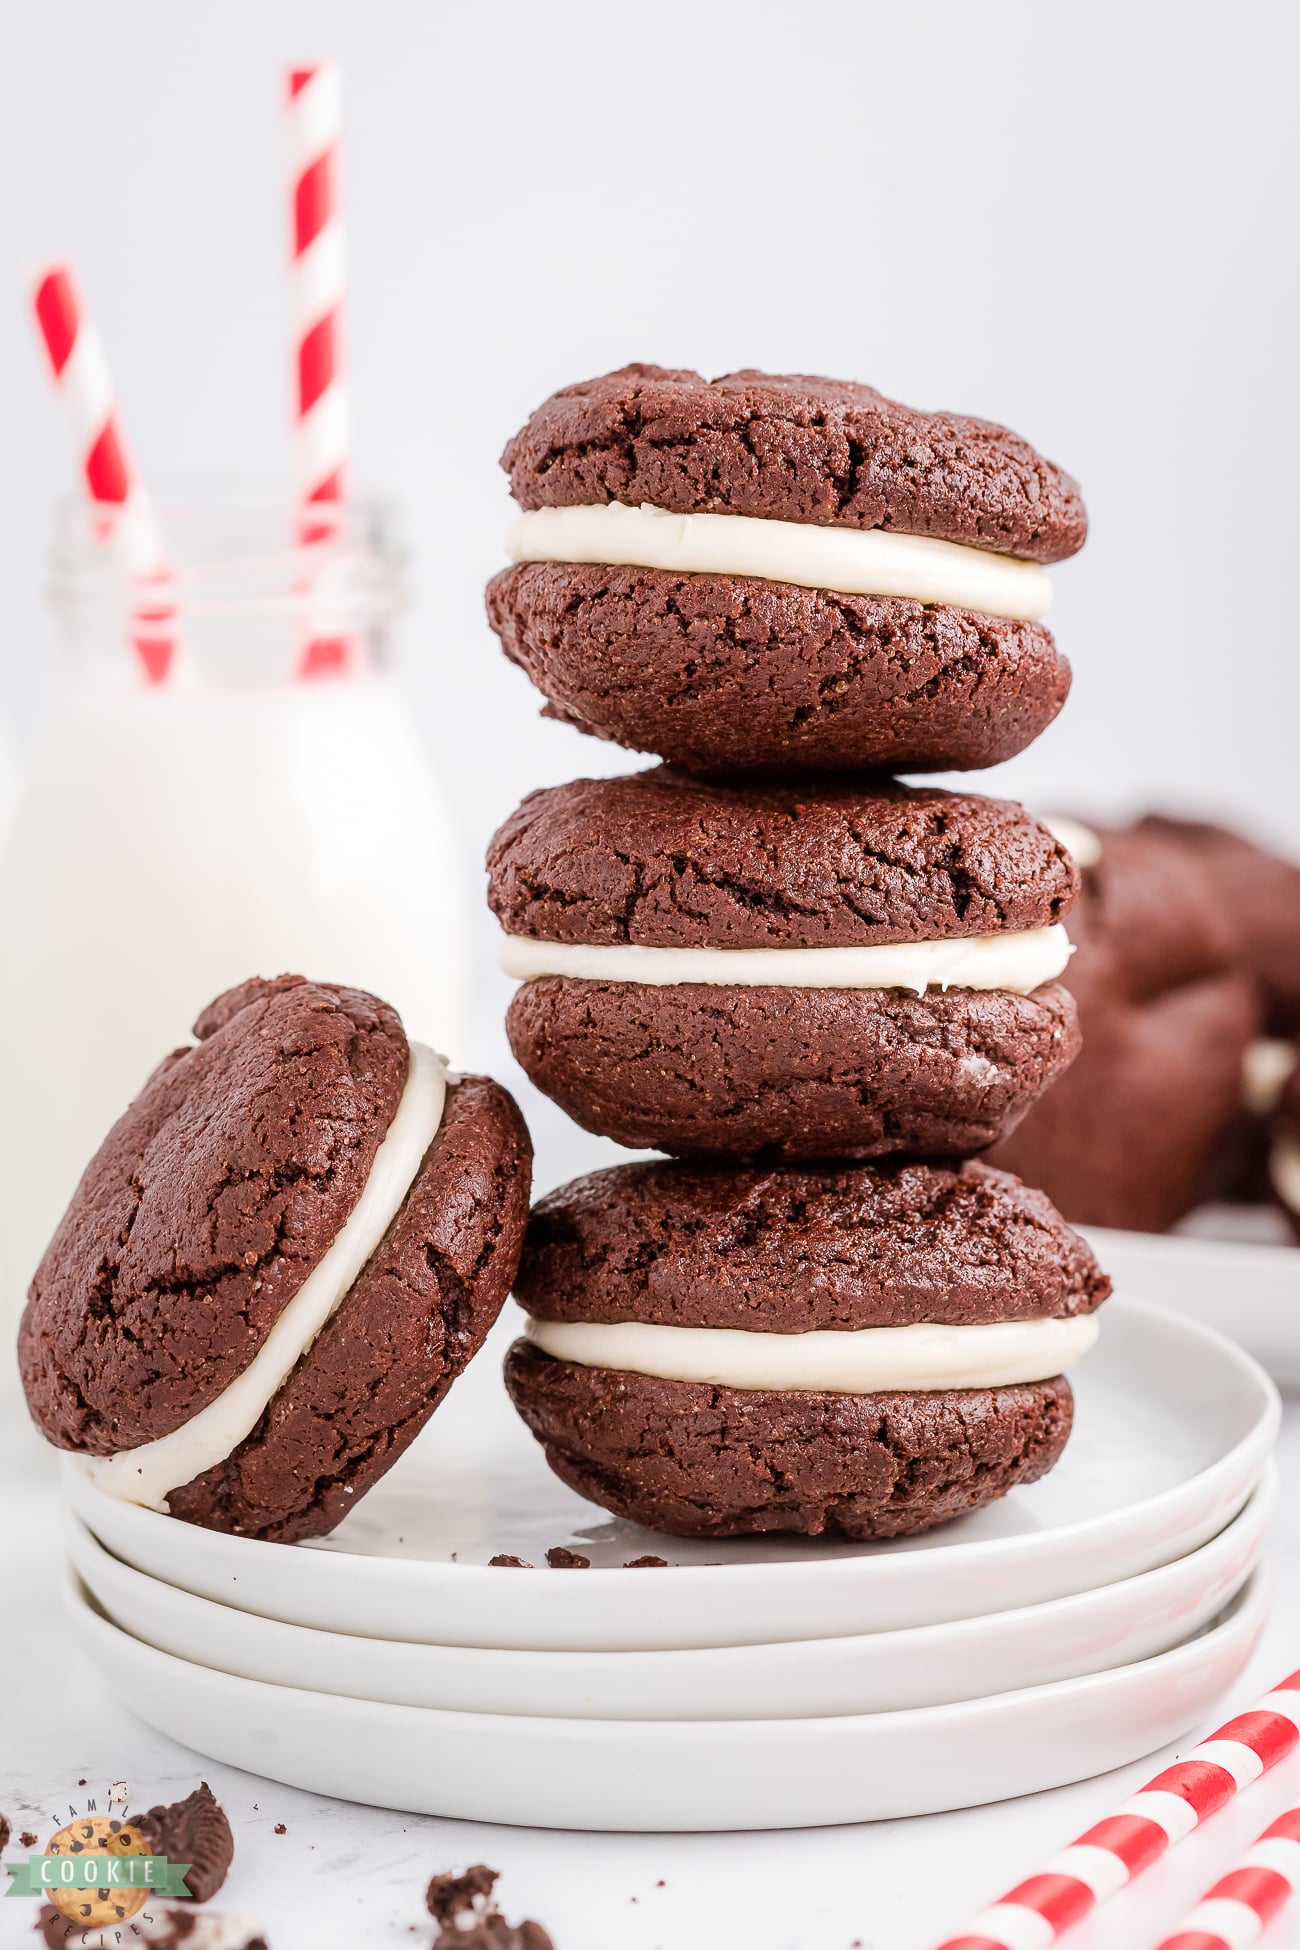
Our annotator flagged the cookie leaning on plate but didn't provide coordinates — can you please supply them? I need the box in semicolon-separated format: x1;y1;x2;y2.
505;1157;1111;1539
18;975;532;1542
488;365;1085;773
490;766;1082;1160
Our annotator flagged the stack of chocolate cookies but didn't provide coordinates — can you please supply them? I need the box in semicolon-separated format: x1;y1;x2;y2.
486;365;1110;1541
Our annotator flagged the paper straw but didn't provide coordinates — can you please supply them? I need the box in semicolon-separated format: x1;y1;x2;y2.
1153;1804;1300;1949
30;262;177;685
286;60;353;679
933;1669;1300;1950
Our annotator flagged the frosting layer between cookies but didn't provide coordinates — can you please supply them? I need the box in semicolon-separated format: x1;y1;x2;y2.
499;924;1072;996
524;1313;1099;1394
88;1042;448;1511
506;501;1052;622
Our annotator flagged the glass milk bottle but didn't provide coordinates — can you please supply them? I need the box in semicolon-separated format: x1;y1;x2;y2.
0;492;467;1375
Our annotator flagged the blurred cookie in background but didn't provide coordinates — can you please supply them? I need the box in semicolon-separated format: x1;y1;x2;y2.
989;817;1260;1233
1138;815;1300;1037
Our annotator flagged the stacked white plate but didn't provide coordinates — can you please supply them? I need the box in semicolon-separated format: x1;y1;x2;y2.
64;1297;1279;1831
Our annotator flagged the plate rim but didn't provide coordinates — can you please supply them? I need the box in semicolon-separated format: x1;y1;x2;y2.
61;1296;1280;1589
63;1460;1277;1671
63;1560;1270;1738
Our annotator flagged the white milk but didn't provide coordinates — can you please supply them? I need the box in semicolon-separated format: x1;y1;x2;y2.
0;497;468;1375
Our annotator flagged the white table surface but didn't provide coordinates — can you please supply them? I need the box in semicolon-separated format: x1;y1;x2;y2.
3;1397;1299;1950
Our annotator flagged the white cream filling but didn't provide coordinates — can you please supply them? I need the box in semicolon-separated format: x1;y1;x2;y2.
88;1041;448;1511
1041;815;1104;869
506;501;1052;623
1271;1134;1300;1215
499;924;1071;997
525;1313;1099;1394
1244;1038;1298;1118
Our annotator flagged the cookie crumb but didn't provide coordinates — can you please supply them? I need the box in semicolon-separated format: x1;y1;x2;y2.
273;1822;286;1835
20;1830;37;1848
488;1554;534;1568
427;1865;498;1925
135;1782;233;1902
38;1902;269;1948
624;1555;668;1568
425;1864;554;1949
545;1546;589;1569
77;1779;86;1787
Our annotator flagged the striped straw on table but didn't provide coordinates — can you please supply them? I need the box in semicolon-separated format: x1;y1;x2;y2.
933;1670;1300;1950
30;263;177;685
286;59;353;679
1154;1803;1300;1950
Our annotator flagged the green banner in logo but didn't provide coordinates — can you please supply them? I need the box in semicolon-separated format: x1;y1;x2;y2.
5;1855;192;1897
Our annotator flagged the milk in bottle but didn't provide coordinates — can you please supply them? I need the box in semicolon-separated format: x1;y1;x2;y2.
0;493;467;1373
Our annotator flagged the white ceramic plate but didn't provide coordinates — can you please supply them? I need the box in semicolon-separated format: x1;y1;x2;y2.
1085;1221;1300;1388
65;1465;1274;1721
64;1568;1268;1830
63;1300;1279;1651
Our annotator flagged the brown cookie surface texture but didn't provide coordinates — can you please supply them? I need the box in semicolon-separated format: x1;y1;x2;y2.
488;769;1078;950
502;365;1086;559
488;562;1071;774
505;1344;1074;1541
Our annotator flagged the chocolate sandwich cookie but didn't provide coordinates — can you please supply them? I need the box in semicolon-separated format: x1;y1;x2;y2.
19;975;531;1541
505;1157;1110;1539
488;365;1085;773
991;818;1259;1230
489;767;1081;1161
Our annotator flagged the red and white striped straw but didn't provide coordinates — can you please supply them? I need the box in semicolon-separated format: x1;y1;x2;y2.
1153;1804;1300;1950
30;263;177;685
286;60;353;679
933;1669;1300;1950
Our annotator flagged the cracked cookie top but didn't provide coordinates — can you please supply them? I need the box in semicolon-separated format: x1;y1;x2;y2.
19;975;409;1452
487;768;1079;950
517;1156;1111;1331
501;365;1086;563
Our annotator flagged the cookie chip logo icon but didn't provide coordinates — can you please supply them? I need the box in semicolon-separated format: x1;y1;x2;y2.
43;1815;151;1926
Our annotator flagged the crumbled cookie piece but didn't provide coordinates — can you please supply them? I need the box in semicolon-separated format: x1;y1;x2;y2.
38;1904;268;1948
134;1783;233;1903
623;1556;667;1568
488;1555;533;1568
544;1547;589;1569
425;1865;554;1949
20;1831;37;1848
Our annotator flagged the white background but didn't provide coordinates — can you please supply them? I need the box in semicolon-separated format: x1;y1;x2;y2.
3;8;1300;1946
1;0;1298;1089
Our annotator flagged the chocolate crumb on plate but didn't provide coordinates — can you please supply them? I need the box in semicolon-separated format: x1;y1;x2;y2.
544;1546;590;1568
135;1783;233;1903
273;1823;286;1835
488;1554;534;1568
20;1831;37;1848
623;1556;668;1568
